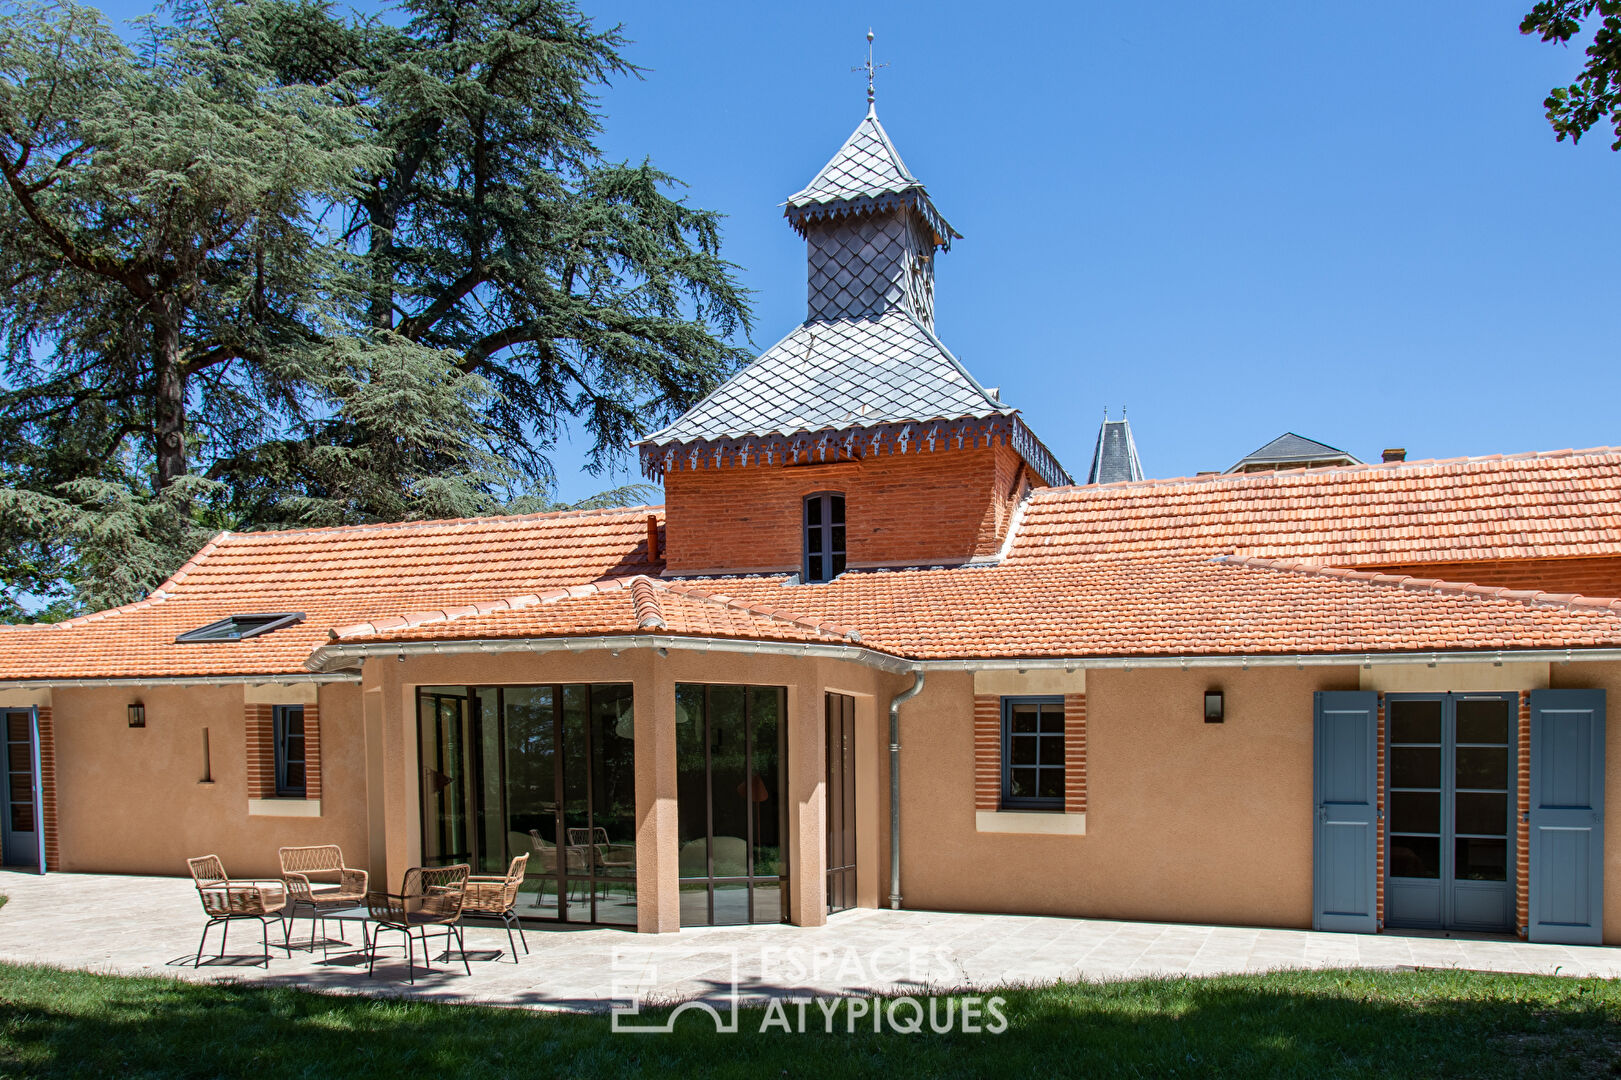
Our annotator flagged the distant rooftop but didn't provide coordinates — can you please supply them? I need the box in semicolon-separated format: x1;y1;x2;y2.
1229;432;1360;473
1087;413;1144;485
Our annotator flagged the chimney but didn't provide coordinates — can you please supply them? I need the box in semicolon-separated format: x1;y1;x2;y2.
646;514;660;561
1382;448;1406;463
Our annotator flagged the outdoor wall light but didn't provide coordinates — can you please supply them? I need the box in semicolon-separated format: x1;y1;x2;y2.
1204;690;1224;724
127;702;146;728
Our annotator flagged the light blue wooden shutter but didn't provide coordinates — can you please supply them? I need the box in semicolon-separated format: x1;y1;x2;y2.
1314;691;1379;932
1528;689;1605;945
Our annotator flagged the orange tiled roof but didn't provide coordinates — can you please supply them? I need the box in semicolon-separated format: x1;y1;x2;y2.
10;447;1621;680
0;506;662;680
337;554;1621;661
329;574;858;645
1007;447;1621;567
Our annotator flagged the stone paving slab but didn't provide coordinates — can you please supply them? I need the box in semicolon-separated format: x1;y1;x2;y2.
0;871;1615;1013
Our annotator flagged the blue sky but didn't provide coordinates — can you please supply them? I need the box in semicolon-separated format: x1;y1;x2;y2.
96;1;1621;496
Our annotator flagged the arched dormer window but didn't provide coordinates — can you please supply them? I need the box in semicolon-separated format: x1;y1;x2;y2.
803;492;846;583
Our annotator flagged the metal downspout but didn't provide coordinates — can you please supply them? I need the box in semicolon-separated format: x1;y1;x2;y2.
888;669;925;910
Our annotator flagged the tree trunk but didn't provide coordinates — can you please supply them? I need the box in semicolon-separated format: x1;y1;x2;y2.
152;295;188;490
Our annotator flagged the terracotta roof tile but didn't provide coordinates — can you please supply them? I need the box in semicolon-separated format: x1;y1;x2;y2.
0;505;663;680
1007;447;1621;567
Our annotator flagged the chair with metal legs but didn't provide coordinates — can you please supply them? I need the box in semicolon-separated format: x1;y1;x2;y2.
278;844;369;957
366;864;470;984
463;854;530;963
187;855;289;968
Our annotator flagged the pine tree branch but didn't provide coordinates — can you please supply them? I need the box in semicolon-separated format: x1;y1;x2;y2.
0;157;154;298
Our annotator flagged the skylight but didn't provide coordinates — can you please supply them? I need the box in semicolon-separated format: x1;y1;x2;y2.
175;613;305;644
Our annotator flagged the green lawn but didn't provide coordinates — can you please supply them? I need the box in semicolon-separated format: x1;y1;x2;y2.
0;962;1617;1078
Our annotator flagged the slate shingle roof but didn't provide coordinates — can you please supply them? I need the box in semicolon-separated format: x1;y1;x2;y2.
1087;417;1145;484
783;107;958;247
638;309;1007;447
1230;432;1360;471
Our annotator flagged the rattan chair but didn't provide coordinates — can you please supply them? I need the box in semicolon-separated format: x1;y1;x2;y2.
528;829;590;906
366;864;470;983
279;844;368;956
463;854;530;962
187;855;289;968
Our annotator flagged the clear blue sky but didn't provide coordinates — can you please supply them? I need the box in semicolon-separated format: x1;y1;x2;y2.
95;1;1621;496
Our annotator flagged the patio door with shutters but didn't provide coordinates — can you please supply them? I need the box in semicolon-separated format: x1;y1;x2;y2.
825;693;856;914
1528;689;1605;945
1;708;41;871
1385;693;1516;934
1313;691;1378;932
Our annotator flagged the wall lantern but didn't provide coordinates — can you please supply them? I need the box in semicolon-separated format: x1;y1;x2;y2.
127;702;146;729
1203;690;1224;724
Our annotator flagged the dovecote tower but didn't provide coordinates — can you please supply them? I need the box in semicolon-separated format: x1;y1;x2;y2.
637;101;1071;579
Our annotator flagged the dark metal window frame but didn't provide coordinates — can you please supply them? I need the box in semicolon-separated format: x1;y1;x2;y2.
802;492;846;583
272;705;306;798
677;683;791;925
1000;695;1066;811
414;683;637;926
176;612;305;644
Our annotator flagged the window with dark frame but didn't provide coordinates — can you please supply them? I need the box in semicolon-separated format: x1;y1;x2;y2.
273;705;306;798
803;492;846;583
1001;696;1065;810
175;612;304;643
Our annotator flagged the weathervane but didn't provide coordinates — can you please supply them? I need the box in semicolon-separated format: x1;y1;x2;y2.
852;28;887;107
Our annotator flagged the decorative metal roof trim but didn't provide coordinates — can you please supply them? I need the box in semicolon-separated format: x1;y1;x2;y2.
784;190;957;250
638;413;1072;487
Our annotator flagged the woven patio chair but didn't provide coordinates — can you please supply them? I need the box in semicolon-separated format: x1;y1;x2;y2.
463;853;530;963
366;864;470;984
279;845;368;956
528;829;590;906
187;854;289;968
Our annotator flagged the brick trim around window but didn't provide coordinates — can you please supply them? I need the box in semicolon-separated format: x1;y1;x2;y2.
246;702;320;800
974;692;1087;814
38;706;58;870
1063;694;1086;814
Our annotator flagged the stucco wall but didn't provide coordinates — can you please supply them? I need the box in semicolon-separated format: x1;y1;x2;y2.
376;648;907;929
898;665;1359;928
49;682;368;878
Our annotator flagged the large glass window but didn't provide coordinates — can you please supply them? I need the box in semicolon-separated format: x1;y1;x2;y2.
417;684;636;925
1001;696;1064;810
803;493;846;583
273;705;306;798
676;684;788;926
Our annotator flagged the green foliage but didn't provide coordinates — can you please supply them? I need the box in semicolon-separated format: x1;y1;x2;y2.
1522;1;1621;147
0;0;748;618
3;963;1621;1078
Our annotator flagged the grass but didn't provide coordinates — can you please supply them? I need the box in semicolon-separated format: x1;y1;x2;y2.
0;963;1618;1078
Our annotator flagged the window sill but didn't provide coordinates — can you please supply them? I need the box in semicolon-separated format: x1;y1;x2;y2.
976;810;1085;836
247;798;321;818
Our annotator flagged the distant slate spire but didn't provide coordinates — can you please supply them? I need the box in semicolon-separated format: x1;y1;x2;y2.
1087;410;1145;485
784;104;959;330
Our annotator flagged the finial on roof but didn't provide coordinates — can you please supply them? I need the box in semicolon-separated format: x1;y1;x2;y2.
852;28;887;109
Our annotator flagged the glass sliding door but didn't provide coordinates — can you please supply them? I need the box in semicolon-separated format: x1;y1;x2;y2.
676;684;788;926
416;683;635;924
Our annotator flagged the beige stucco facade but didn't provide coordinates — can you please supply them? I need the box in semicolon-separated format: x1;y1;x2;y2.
32;682;367;879
9;651;1621;942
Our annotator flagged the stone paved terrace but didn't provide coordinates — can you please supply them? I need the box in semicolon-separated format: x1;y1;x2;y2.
0;871;1617;1011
